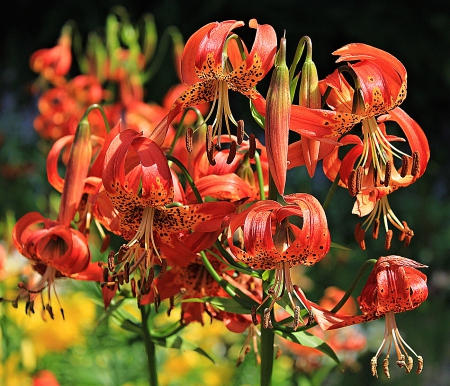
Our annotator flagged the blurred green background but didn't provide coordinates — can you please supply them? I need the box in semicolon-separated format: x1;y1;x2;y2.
0;0;449;385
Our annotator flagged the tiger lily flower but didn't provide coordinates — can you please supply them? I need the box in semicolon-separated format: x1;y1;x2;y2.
11;119;93;317
101;128;237;300
309;256;427;378
312;43;429;248
226;193;330;329
150;19;277;149
323;107;429;249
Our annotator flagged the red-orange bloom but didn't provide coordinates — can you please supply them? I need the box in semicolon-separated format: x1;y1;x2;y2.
11;120;94;317
151;19;277;147
227;193;330;327
140;252;231;325
30;25;72;85
100;129;237;300
323;108;429;249
310;256;427;377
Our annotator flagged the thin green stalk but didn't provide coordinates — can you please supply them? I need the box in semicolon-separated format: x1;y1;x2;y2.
258;174;279;386
199;251;255;309
253;150;266;201
140;305;158;386
260;318;275;386
166;154;203;203
330;258;377;313
83;103;111;133
322;172;340;211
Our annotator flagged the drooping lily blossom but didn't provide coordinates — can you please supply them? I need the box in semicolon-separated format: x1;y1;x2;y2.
309;256;427;378
100;128;237;300
310;44;429;248
11;119;94;317
323;108;429;249
150;19;277;148
226;193;330;328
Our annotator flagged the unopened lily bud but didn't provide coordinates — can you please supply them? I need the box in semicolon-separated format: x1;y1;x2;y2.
297;37;322;177
57;118;92;227
299;55;321;109
265;34;290;196
142;13;157;61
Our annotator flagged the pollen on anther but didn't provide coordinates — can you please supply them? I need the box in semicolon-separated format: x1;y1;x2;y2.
185;127;194;153
248;133;256;159
158;259;167;279
108;251;115;271
355;222;366;250
400;155;409;177
227;140;237;164
348;169;358;197
251;305;258;325
384;161;391;187
385;229;393;250
411;151;420;177
372;218;380;240
237;120;244;145
383;357;390;378
416;356;424;374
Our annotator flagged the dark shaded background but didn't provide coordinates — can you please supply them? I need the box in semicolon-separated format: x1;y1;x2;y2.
0;1;449;385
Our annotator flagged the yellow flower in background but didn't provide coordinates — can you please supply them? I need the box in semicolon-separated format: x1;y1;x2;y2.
10;291;97;357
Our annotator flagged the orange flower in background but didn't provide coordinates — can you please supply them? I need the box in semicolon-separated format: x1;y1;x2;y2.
30;24;72;86
310;256;427;378
280;286;366;373
151;19;277;148
227;193;330;328
33;370;60;386
141;252;232;325
33;75;108;140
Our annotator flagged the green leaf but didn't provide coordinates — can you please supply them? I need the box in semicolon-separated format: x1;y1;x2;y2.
181;296;252;314
153;335;216;364
330;241;351;250
250;99;265;129
275;329;341;369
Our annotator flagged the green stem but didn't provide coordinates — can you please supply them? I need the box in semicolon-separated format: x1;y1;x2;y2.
253;150;266;201
166;154;203;203
322;172;340;211
260;320;275;386
259;175;278;386
330;258;377;313
140;305;158;386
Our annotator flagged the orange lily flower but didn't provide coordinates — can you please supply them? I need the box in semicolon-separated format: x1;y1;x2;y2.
11;119;94;317
100;129;237;300
33;75;108;141
323;107;429;249
150;19;277;148
309;256;427;378
226;193;330;328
